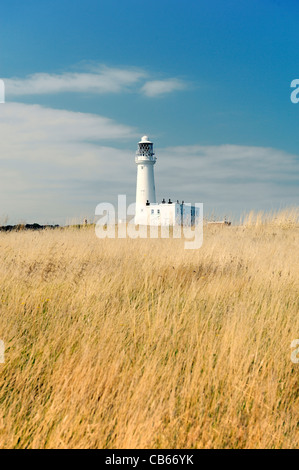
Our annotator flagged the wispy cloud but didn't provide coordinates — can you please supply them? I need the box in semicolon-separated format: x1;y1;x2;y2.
0;102;137;145
4;66;146;96
4;66;188;98
141;79;186;97
157;145;299;216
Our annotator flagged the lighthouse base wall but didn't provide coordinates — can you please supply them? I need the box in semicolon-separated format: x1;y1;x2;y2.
135;202;200;227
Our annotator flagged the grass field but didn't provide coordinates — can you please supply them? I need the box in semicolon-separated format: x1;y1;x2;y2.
0;209;299;448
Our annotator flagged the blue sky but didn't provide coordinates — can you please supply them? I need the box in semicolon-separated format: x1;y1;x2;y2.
0;0;298;223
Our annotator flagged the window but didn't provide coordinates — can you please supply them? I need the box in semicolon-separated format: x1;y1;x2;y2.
157;210;160;214
151;209;154;214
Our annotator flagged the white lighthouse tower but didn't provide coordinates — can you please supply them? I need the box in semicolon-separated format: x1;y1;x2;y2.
135;135;157;224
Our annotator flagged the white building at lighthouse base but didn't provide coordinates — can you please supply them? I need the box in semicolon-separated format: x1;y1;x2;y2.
135;200;200;227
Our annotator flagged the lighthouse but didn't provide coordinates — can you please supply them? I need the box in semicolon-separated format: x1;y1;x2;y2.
135;136;157;224
134;135;200;227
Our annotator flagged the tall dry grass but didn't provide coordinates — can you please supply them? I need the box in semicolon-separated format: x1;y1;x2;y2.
0;209;299;448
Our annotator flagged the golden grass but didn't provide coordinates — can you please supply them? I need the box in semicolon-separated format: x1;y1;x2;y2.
0;208;299;448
